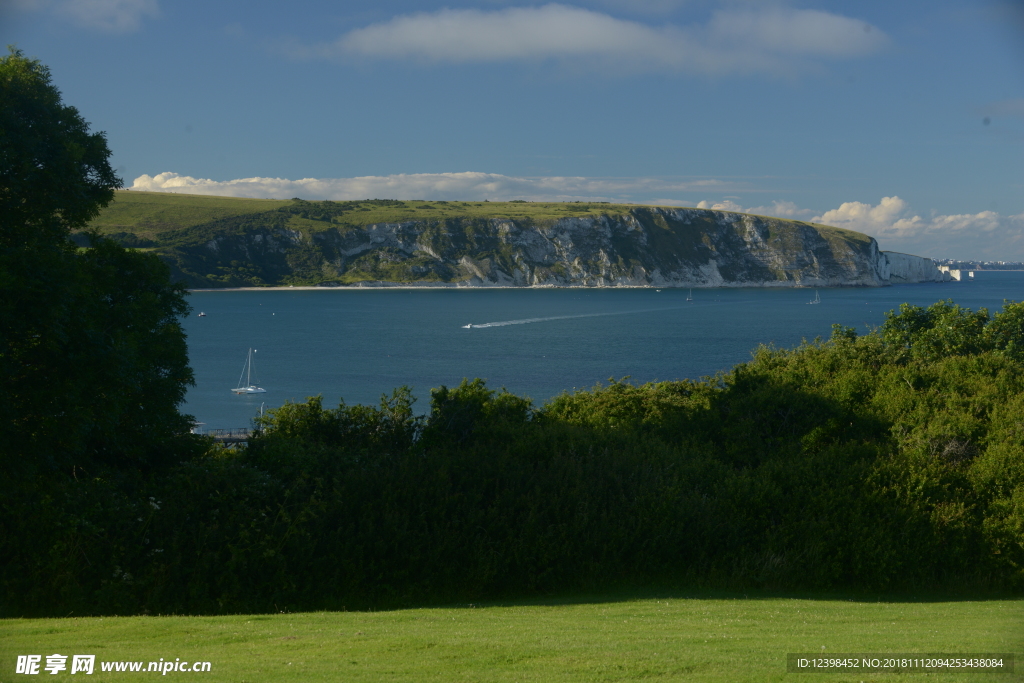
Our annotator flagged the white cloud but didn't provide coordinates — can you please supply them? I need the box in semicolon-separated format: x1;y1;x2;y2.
695;198;817;218
18;0;159;31
743;200;815;219
335;5;664;64
696;199;745;212
131;173;1024;260
707;7;884;58
808;197;1024;260
301;3;886;76
814;196;924;237
131;171;735;202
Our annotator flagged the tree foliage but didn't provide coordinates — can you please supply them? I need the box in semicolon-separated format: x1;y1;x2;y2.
876;297;1024;364
6;299;1023;616
0;49;196;475
0;47;121;248
1;49;203;616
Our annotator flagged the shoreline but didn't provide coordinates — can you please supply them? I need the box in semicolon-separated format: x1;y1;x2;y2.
186;281;956;292
188;284;841;292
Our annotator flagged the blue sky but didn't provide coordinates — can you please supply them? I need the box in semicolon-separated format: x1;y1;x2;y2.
4;0;1024;259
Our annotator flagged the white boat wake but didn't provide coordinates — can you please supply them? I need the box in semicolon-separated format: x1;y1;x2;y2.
460;294;818;330
463;312;614;329
462;304;720;329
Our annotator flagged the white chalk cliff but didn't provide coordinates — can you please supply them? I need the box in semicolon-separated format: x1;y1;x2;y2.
170;206;951;288
313;208;949;287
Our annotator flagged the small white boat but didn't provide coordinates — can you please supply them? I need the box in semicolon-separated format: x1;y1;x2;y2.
232;348;266;394
807;290;821;305
686;288;693;301
462;324;473;329
197;312;206;317
969;271;975;278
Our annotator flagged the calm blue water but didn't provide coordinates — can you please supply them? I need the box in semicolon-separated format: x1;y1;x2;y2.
182;272;1024;429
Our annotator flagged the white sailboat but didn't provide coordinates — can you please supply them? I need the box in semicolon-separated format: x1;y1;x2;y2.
232;348;266;394
807;290;821;305
686;288;693;301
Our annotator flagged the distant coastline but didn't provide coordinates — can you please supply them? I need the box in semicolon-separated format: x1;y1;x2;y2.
91;192;953;290
187;280;957;293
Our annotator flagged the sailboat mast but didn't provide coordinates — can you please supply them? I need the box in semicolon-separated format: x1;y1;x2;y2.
233;348;266;394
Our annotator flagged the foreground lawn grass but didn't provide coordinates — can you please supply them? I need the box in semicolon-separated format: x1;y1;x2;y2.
2;594;1020;682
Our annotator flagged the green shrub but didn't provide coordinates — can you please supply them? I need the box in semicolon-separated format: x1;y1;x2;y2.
4;299;1023;616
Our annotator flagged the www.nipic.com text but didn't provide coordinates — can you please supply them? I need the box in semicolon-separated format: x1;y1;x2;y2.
15;655;212;675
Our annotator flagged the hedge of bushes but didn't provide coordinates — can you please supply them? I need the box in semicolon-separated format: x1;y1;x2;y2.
3;300;1023;616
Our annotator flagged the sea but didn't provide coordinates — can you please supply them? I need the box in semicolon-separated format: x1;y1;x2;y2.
182;272;1024;430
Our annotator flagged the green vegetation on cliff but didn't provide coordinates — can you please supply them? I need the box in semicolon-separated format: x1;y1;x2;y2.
84;192;645;286
86;191;876;288
90;191;640;231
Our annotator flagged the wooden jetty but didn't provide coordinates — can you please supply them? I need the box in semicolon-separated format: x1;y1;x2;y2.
202;428;252;446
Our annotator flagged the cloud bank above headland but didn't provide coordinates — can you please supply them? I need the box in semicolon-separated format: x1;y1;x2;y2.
132;171;733;203
132;172;1024;261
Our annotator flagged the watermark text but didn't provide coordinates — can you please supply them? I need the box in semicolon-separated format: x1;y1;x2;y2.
15;655;211;675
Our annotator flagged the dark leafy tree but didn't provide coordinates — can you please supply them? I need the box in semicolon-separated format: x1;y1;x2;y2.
0;47;195;476
1;49;201;615
0;47;121;248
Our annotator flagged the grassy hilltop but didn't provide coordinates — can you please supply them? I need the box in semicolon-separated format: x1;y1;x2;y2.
88;190;642;235
84;191;875;289
87;191;285;236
